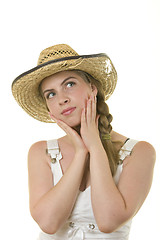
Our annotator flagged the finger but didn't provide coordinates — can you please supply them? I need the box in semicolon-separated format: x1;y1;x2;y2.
96;114;100;128
56;119;78;138
86;98;92;124
91;94;96;121
49;112;76;136
81;107;86;125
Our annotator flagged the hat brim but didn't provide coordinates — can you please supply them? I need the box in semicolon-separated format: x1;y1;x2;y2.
12;53;117;123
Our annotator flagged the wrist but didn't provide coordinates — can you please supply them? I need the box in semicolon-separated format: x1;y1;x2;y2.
75;148;88;156
89;142;106;158
73;150;89;166
88;137;102;152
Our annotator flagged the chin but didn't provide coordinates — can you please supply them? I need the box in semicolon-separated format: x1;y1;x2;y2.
63;118;81;129
69;122;81;129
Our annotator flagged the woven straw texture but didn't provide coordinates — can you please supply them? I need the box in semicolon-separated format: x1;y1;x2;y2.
12;44;117;123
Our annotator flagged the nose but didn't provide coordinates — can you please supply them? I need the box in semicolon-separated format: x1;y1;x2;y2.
58;93;70;105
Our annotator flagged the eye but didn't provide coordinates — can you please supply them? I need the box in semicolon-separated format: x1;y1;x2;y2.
66;81;75;88
46;92;55;99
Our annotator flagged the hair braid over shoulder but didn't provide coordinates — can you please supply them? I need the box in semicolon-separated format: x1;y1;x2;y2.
97;96;120;176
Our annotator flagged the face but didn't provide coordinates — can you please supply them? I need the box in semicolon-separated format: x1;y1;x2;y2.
41;71;97;127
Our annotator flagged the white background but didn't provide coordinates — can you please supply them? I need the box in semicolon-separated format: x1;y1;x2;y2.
0;0;160;239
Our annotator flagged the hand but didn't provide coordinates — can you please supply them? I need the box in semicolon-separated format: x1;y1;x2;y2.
80;93;100;151
49;113;88;155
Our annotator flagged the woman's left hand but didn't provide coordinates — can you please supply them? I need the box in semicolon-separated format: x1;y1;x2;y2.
80;93;101;151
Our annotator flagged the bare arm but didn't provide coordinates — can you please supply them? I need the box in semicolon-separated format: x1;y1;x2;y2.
89;140;156;233
28;138;87;234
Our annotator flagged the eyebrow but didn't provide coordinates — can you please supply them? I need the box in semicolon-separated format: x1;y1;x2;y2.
43;76;76;95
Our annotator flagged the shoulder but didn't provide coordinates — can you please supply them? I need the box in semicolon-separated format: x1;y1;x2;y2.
123;140;156;169
28;140;51;166
112;130;156;165
28;140;47;155
132;140;156;163
112;130;156;158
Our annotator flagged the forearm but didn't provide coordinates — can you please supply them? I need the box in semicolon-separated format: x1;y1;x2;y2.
89;140;127;232
32;150;87;234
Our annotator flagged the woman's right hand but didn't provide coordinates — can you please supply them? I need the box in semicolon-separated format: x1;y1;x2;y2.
49;113;88;155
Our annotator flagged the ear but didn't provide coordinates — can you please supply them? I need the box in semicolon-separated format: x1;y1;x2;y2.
91;84;98;96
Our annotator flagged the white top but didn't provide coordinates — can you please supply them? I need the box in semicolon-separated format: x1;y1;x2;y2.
38;138;138;240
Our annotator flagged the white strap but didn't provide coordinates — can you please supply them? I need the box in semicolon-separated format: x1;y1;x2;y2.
47;139;63;185
47;139;62;162
119;139;138;161
114;139;139;184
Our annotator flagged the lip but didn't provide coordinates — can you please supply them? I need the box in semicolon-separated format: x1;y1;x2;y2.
61;107;76;115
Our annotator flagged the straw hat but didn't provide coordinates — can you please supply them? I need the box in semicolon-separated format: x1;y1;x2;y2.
12;44;117;123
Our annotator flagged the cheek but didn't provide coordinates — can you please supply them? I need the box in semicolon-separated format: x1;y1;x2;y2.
45;100;52;110
75;90;90;107
45;100;57;114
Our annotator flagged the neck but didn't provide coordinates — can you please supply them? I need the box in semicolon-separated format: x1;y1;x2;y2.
73;124;81;135
62;124;81;147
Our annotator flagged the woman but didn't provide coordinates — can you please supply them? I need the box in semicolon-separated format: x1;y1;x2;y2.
12;44;156;240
